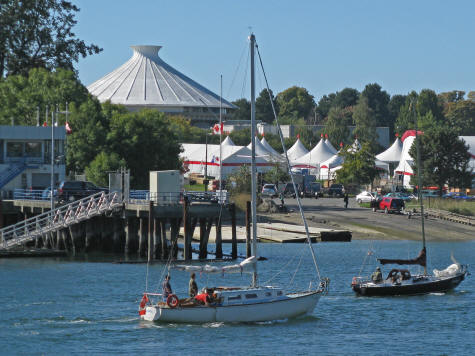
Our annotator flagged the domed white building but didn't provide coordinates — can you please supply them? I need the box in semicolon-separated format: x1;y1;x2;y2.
87;45;235;128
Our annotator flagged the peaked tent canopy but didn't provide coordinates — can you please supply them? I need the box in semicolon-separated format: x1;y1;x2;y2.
222;136;235;146
292;139;335;168
325;139;338;154
261;137;281;157
286;138;309;161
376;136;403;163
87;45;234;111
248;136;283;162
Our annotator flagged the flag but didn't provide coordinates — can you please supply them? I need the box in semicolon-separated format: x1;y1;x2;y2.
65;122;72;135
212;123;223;135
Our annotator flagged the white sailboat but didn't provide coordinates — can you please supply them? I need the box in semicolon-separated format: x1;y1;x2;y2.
139;34;328;323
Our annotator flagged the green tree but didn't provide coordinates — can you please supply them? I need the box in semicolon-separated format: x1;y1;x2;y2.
229;98;250;121
333;88;359;109
336;143;379;187
361;83;390;128
256;89;278;124
324;106;351;146
444;100;475;135
388;94;407;135
229;128;251;146
263;164;289;186
438;90;465;106
353;96;378;152
85;151;125;187
315;93;337;121
409;125;472;195
105;109;182;188
0;68;89;125
395;91;444;133
228;165;251;194
276;86;315;123
0;0;101;78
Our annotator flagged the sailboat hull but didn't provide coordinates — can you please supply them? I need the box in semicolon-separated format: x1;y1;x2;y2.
352;272;466;297
142;291;321;323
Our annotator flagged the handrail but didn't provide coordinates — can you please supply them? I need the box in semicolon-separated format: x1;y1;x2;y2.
0;191;123;250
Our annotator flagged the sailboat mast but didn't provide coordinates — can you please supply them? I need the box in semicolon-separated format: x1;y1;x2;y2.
413;101;427;275
219;75;223;198
250;33;258;287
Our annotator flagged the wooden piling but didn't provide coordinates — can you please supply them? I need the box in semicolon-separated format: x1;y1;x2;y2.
148;201;154;261
246;201;251;258
215;217;222;259
230;203;237;260
0;198;3;229
138;218;146;257
199;218;212;259
183;199;191;260
153;217;161;259
170;218;179;259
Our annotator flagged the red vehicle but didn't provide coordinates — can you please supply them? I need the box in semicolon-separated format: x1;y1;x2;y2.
372;197;405;214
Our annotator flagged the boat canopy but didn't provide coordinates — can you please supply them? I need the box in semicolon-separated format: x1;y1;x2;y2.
172;256;257;274
378;247;426;267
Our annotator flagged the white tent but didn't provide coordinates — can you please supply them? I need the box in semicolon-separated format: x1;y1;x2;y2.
248;136;283;162
181;143;272;179
376;137;403;163
325;139;338;154
292;139;335;168
286;138;309;161
222;136;235;146
261;137;281;157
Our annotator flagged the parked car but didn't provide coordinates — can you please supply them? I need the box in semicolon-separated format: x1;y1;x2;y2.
41;186;58;200
57;181;108;202
301;182;322;198
373;197;405;214
261;184;278;198
326;184;345;197
384;192;415;201
356;191;377;204
283;183;301;198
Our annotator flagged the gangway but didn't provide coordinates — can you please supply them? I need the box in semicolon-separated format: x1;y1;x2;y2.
0;191;123;250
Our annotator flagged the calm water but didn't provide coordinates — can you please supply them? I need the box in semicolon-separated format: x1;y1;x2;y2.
0;240;473;355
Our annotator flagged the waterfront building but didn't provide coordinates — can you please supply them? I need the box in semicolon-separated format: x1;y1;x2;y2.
0;126;66;197
87;45;235;129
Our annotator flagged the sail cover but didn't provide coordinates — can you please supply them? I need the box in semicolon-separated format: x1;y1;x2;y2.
173;256;257;274
378;247;426;267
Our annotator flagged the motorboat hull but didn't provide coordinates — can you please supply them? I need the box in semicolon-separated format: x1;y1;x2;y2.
352;272;466;297
142;291;321;323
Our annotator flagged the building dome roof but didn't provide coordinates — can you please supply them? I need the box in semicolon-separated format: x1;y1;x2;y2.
87;45;234;109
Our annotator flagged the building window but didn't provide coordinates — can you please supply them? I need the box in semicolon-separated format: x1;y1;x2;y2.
25;142;42;157
7;142;23;157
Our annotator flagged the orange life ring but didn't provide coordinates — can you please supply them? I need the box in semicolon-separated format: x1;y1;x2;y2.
166;294;179;308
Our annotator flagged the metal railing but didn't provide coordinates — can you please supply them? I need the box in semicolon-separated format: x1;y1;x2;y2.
11;188;229;205
1;191;123;250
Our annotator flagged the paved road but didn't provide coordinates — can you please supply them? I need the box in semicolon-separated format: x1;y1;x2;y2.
265;197;474;241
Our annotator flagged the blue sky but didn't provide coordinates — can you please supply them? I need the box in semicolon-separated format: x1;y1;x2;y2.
75;0;475;103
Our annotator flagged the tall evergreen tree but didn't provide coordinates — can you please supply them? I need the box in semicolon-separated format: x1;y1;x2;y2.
353;96;378;152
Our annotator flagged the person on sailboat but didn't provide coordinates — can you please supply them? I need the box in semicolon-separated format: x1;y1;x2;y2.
194;288;215;306
371;267;383;283
162;275;173;300
189;273;198;297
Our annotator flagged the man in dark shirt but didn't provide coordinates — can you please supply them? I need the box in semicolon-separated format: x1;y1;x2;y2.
162;275;172;300
189;273;198;297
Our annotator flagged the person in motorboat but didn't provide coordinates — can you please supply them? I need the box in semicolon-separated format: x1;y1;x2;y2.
371;267;383;283
189;273;198;297
162;275;172;300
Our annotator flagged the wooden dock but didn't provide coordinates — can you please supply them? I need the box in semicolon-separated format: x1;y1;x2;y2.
257;223;351;242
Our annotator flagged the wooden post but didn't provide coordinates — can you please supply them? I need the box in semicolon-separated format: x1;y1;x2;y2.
200;218;212;259
183;199;191;260
246;200;251;258
148;201;154;261
160;219;168;260
171;218;179;259
230;203;237;259
153;218;161;259
199;218;205;257
138;218;146;257
215;217;222;259
0;198;3;229
124;217;131;255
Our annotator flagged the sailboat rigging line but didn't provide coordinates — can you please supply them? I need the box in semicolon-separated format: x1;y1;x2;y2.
289;249;306;289
254;41;321;281
241;49;250;99
227;41;248;99
263;252;299;285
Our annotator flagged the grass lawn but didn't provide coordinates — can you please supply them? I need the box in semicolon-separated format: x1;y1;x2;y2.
185;183;206;191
